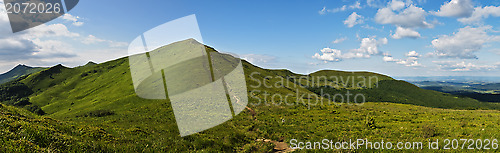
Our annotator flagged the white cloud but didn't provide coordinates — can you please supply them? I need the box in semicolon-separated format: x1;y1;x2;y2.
433;0;474;18
383;51;422;67
375;1;433;28
458;6;500;24
318;6;326;15
61;14;84;26
332;37;347;44
383;53;399;62
397;60;421;67
333;5;348;13
406;50;421;57
352;37;388;57
350;1;362;9
312;48;343;62
430;26;500;59
0;4;79;61
361;25;379;30
31;39;76;58
433;61;497;71
82;35;128;47
241;54;276;63
344;12;364;28
0;0;126;71
367;0;387;8
313;37;388;62
319;1;363;14
83;35;106;44
25;23;80;38
391;26;421;39
389;0;407;10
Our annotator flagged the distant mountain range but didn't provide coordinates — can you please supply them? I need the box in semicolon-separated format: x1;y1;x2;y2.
397;76;500;83
411;81;500;102
0;64;46;84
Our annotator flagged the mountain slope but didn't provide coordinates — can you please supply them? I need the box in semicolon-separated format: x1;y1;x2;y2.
0;103;117;152
0;64;45;85
1;39;499;151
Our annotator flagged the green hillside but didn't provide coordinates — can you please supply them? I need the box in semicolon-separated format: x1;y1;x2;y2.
308;80;500;110
0;39;499;152
0;65;46;85
0;103;120;152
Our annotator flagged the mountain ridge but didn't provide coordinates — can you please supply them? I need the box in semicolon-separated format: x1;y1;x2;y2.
0;39;499;152
0;64;46;85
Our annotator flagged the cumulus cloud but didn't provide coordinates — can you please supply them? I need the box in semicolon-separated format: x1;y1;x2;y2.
458;6;500;24
430;26;500;59
31;39;76;58
26;23;80;38
312;48;343;62
319;1;362;14
352;37;388;56
397;59;421;67
344;12;364;28
61;14;84;26
382;53;399;62
332;37;347;44
0;3;80;61
433;61;497;71
406;50;421;57
433;0;474;18
389;0;407;10
398;51;422;67
0;1;125;68
383;51;422;67
350;1;362;9
313;37;388;62
375;0;433;28
391;26;421;39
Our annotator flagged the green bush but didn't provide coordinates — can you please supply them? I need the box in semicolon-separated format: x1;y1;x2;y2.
365;116;376;129
79;110;115;117
422;125;437;138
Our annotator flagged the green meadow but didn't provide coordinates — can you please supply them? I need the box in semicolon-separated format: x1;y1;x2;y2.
0;40;499;152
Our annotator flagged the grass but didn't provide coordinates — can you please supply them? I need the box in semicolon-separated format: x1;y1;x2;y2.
0;39;498;152
308;80;500;110
0;104;116;152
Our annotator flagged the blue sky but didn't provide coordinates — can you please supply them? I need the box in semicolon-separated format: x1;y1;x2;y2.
1;0;500;77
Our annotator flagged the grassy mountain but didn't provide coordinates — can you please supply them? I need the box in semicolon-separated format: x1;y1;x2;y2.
308;80;500;110
0;64;45;85
0;103;119;152
1;39;499;152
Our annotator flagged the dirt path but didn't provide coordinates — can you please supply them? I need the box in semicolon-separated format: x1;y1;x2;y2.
255;138;295;152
